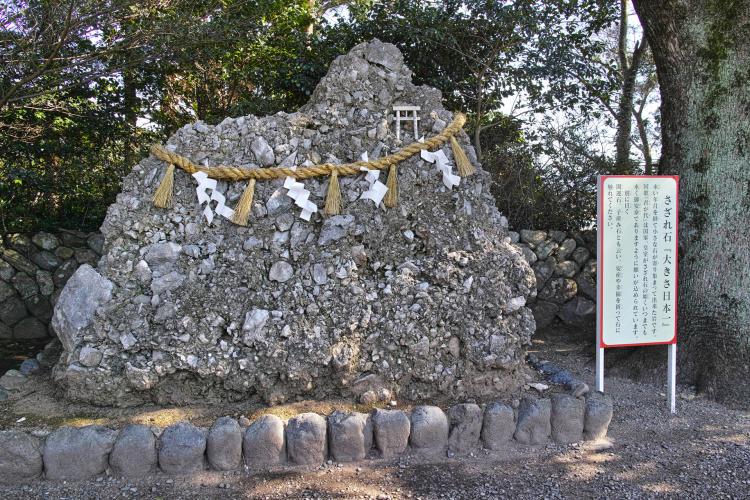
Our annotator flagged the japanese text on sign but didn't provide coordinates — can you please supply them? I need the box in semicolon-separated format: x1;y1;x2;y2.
599;176;678;347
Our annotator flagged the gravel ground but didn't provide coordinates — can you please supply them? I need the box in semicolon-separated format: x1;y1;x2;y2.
3;338;749;499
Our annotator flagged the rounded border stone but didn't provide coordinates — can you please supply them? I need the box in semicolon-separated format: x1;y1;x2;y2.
447;403;482;455
158;422;206;474
584;391;613;441
409;405;448;457
43;425;117;481
514;397;551;445
244;414;286;466
481;402;515;450
328;410;373;462
551;393;584;444
109;424;157;477
0;430;43;482
286;413;327;466
207;417;242;471
372;409;410;459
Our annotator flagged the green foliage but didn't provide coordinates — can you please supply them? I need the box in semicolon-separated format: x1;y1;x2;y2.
483;116;613;231
0;86;158;232
1;0;326;232
1;0;621;234
325;0;617;117
322;0;619;229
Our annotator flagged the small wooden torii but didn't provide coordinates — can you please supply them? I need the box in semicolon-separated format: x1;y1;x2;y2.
393;105;421;141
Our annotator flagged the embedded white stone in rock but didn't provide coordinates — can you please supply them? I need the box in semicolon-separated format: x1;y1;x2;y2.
125;362;157;390
133;260;152;284
119;333;137;350
269;261;293;282
242;309;270;345
150;271;185;295
144;242;181;271
79;346;102;367
312;263;328;285
506;296;526;312
51;264;113;354
251;136;275;166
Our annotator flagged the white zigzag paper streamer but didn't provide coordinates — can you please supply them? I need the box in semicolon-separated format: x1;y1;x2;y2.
193;171;235;224
420;148;460;189
359;152;388;206
283;168;318;221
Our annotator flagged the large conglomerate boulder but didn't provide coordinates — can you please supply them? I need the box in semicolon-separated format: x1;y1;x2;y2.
51;40;536;406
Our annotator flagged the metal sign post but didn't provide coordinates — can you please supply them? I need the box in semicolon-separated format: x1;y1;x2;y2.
668;343;677;413
596;175;679;414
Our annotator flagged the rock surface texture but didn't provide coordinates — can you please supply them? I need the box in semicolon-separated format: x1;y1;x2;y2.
158;422;206;474
243;415;286;466
43;425;117;480
109;424;157;476
0;230;104;341
0;431;43;482
51;39;535;406
509;229;597;330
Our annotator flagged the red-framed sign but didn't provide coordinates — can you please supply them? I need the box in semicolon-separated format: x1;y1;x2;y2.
597;175;679;348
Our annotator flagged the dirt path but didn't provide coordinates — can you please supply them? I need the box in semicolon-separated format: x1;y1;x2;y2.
3;338;749;499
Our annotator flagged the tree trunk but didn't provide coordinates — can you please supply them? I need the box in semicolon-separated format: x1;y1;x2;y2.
123;70;138;130
613;43;646;172
613;0;633;171
473;77;485;161
633;0;750;406
123;68;139;165
614;0;648;173
634;111;653;174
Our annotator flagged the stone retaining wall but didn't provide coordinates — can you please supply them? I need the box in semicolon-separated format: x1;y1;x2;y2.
1;227;596;342
509;229;597;331
0;395;612;482
0;230;103;340
1;227;596;341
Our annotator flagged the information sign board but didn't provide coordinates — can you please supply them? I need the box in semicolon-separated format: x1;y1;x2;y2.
595;175;679;413
598;176;679;347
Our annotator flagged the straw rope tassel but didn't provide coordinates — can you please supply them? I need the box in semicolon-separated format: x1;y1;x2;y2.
324;169;342;215
148;113;468;183
451;136;475;177
231;178;256;226
152;163;175;208
384;164;398;208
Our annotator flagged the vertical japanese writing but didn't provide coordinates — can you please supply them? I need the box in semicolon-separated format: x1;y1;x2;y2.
600;176;677;346
642;184;650;336
662;192;674;327
652;186;659;336
632;185;640;337
615;183;623;335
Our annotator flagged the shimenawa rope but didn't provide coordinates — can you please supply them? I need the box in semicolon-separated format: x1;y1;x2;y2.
151;112;473;225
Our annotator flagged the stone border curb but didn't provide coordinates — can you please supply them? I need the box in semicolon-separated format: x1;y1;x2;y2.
0;395;612;483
